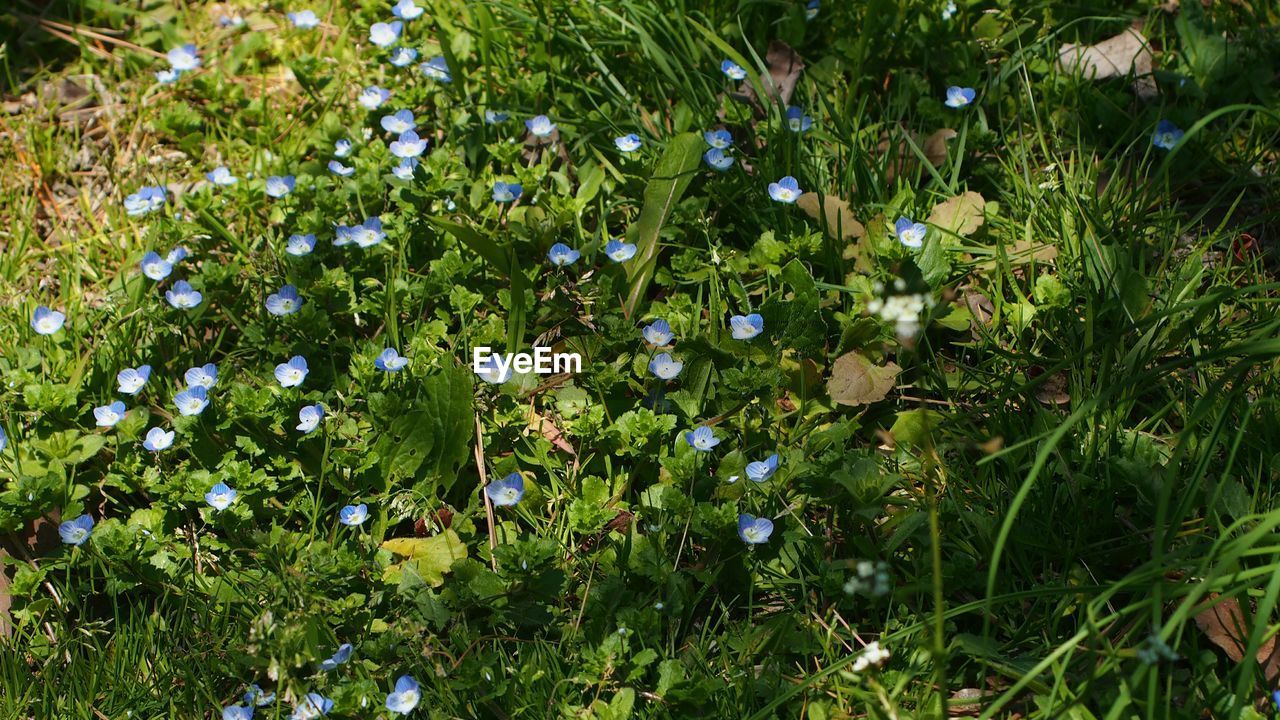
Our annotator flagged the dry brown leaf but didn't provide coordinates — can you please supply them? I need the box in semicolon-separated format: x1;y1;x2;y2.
828;352;900;407
1033;372;1070;406
876;128;955;183
974;240;1059;270
527;411;576;456
1057;28;1158;100
796;193;866;241
734;41;804;114
1193;593;1280;681
928;191;986;237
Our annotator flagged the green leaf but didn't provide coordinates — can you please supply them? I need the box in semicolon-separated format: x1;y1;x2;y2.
623;133;705;317
760;259;826;358
429;216;511;276
381;530;468;586
374;365;474;494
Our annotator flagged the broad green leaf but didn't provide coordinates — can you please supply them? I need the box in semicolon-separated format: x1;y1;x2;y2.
429;216;510;276
374;365;473;494
623;132;704;317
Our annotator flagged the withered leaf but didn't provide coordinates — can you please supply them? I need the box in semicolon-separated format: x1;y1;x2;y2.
733;41;804;115
796;193;866;240
1057;28;1157;100
828;352;900;407
1193;593;1280;682
928;191;986;237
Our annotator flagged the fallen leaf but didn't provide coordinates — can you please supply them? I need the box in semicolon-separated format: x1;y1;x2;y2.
796;193;866;240
1057;28;1157;100
381;530;468;586
1057;28;1152;79
828;352;900;406
1033;371;1071;406
949;688;986;716
876;128;954;183
1193;593;1280;681
733;41;804;115
527;410;576;455
928;191;986;237
923;128;958;167
974;240;1059;270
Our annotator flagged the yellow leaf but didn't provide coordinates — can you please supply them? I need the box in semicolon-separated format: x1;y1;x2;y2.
381;529;468;586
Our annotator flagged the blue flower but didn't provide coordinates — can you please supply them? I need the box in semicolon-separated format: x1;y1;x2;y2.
175;386;210;416
944;86;976;108
339;503;368;526
59;514;94;545
420;56;451;82
222;705;253;720
334;139;352;157
642;319;674;346
746;453;779;482
124;186;166;216
684;426;720;452
375;348;409;372
381;109;416;134
737;513;774;544
167;44;201;72
275;355;309;388
615;134;642;153
767;176;801;203
328;160;354;176
297;404;324;433
525;115;556;138
492;181;522;203
117;365;152;395
392;0;424;20
319;643;352;671
205;482;238;511
786;106;813;133
485;473;525;507
185;363;218;389
942;1;957;20
548;243;580;266
648;353;683;380
93;401;126;428
359;85;391;109
143;427;175;452
207;166;238;186
805;0;819;20
703;148;735;171
392;157;419;180
0;427;7;453
288;10;320;29
156;68;180;84
290;693;332;719
1152;120;1184;150
474;355;511;384
720;59;747;80
484;109;510;124
1274;689;1280;712
265;175;296;198
369;20;402;48
703;129;733;149
165;280;203;309
894;217;927;248
244;685;275;707
266;285;303;316
355;216;386;247
287;234;317;256
730;313;764;339
167;246;189;263
385;675;421;714
389;130;428;158
31;306;66;335
604;239;636;262
388;47;418;67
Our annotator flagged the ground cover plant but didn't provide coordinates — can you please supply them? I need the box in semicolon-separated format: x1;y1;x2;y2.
1;0;1279;717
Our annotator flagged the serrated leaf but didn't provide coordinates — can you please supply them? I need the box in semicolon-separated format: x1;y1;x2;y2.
828;352;900;406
